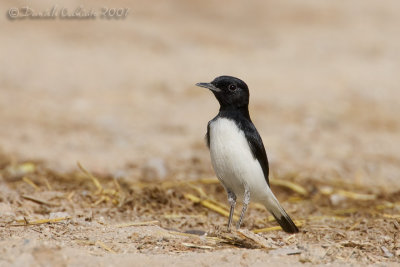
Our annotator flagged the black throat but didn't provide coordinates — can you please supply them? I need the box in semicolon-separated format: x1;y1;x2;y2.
218;105;251;123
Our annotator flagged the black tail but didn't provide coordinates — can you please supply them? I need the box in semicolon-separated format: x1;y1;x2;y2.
263;195;299;233
271;209;299;233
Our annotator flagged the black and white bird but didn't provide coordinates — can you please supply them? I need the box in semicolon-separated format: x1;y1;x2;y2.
196;75;299;233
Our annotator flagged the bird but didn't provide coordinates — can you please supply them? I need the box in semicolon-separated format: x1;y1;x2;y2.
196;75;299;233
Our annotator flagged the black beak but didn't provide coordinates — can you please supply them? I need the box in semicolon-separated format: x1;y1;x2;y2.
195;82;220;92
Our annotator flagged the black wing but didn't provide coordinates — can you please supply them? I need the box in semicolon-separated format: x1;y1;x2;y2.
239;120;270;186
205;121;211;149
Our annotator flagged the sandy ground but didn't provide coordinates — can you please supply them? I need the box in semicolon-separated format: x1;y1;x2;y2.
1;0;400;265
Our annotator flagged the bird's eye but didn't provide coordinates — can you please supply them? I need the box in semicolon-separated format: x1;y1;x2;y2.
228;84;237;91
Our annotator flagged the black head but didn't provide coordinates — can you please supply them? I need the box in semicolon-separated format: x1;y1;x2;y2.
196;76;249;109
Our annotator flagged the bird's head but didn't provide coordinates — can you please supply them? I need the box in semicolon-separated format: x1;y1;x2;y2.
196;76;249;109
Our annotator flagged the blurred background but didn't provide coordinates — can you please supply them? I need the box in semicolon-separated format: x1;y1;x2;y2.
1;0;400;189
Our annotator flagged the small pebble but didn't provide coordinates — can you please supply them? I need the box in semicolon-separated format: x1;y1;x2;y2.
381;246;393;258
330;194;346;206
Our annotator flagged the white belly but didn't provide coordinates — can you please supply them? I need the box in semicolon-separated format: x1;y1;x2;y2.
209;117;269;202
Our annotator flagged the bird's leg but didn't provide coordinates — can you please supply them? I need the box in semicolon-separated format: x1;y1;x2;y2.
227;189;236;231
236;186;250;229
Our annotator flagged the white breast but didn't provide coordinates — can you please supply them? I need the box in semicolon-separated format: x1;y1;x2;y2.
209;117;269;202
